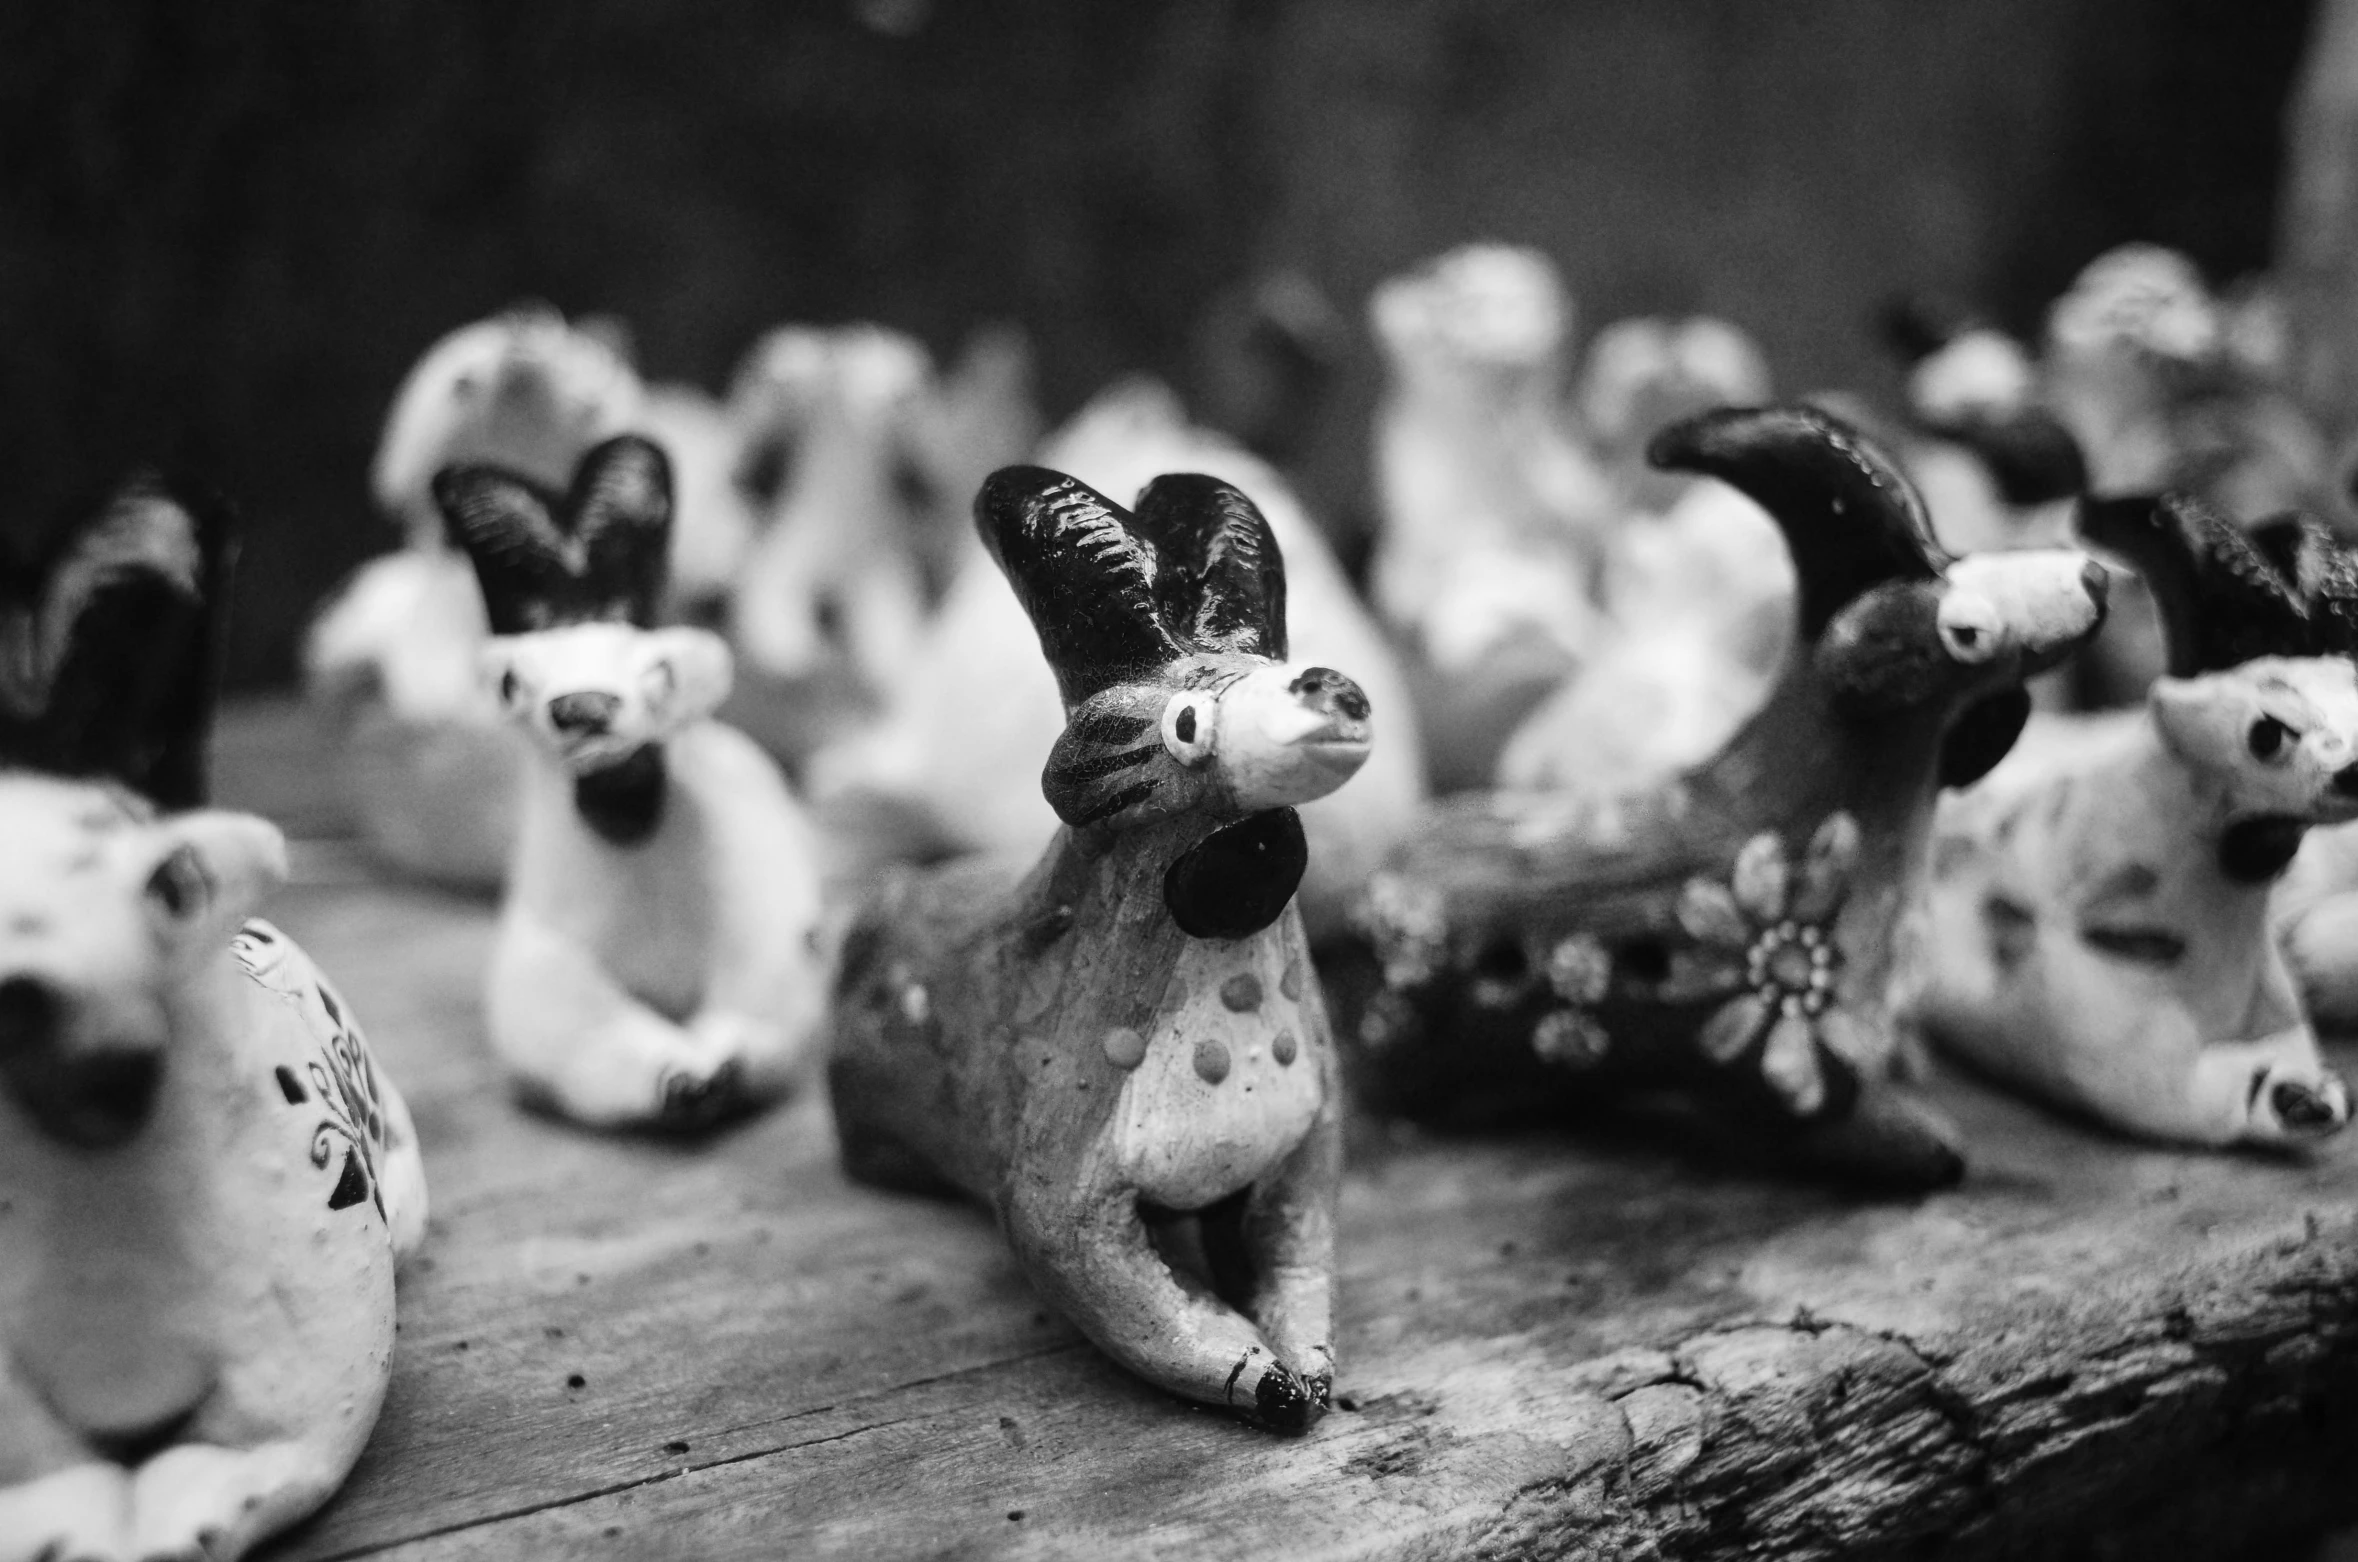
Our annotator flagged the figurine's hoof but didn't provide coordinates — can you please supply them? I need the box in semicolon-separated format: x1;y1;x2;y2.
2266;1073;2349;1139
657;1058;750;1130
1242;1359;1329;1435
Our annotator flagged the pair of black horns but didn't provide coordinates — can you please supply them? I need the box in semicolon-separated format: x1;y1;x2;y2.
435;435;673;636
2079;492;2328;676
975;466;1287;708
1647;404;1944;641
0;477;236;808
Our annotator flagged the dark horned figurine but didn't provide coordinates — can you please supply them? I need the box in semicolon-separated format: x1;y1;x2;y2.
1340;405;2110;1188
830;465;1372;1433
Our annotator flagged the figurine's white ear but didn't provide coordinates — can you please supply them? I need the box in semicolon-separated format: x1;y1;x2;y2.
2148;676;2209;759
147;810;288;940
648;627;732;721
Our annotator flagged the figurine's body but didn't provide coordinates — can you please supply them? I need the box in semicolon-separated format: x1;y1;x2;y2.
815;378;1424;936
1347;407;2109;1187
444;437;826;1128
832;467;1369;1431
306;306;645;889
1368;244;1613;786
1908;495;2354;1146
639;381;760;623
1498;315;1791;791
0;485;424;1562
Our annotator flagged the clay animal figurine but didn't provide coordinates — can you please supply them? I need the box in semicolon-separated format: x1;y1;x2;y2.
831;465;1371;1432
1344;405;2110;1188
439;435;827;1129
810;377;1426;939
305;304;645;890
1904;493;2354;1147
639;381;761;626
0;481;426;1562
1368;243;1615;788
1498;315;1793;792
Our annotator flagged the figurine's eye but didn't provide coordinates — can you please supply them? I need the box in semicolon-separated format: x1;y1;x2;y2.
145;845;210;922
1161;692;1214;766
498;668;522;706
2249;715;2295;761
1936;593;2003;664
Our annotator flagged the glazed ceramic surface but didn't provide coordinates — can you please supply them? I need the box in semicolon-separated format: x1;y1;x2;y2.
830;466;1368;1432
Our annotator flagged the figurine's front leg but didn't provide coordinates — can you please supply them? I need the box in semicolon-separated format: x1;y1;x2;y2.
2183;1027;2351;1148
1231;1112;1340;1407
488;913;743;1129
128;1440;340;1562
1005;1172;1325;1434
0;1463;130;1562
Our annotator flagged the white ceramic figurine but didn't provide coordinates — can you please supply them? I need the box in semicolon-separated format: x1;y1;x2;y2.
1904;493;2355;1148
1;481;426;1562
440;435;827;1129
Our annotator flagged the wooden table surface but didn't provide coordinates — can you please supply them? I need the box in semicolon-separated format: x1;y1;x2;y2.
213;701;2358;1561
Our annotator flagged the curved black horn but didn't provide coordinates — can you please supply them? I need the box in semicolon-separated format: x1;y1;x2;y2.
1936;409;2087;508
1129;473;1287;661
2078;493;2310;675
1649;404;1942;641
2250;510;2358;657
0;476;236;806
567;434;672;628
975;466;1183;708
434;465;575;635
1875;291;1978;365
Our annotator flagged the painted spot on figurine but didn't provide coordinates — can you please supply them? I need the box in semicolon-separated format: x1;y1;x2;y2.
1220;973;1263;1013
1272;1028;1297;1067
1280;959;1303;1001
1194;1037;1232;1084
1102;1027;1147;1070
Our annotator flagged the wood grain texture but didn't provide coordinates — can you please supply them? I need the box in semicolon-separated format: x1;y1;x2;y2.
209;703;2358;1562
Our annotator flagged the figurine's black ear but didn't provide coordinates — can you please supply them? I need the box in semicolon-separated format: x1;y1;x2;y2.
0;477;234;806
975;466;1183;708
434;464;574;635
567;435;673;628
1651;405;1943;642
1939;685;2033;789
1875;292;1975;364
1128;473;1287;661
2078;492;2309;675
2249;510;2358;657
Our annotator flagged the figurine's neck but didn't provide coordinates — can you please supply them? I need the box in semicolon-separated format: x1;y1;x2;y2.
1708;669;1950;834
2130;710;2309;887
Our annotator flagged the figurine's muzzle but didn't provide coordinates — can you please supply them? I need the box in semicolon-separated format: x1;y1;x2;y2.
0;973;164;1151
1218;665;1374;811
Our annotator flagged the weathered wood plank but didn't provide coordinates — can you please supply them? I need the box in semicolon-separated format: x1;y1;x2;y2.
214;708;2358;1561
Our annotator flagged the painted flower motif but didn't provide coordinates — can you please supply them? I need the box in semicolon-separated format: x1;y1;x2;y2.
1528;933;1614;1070
1532;1007;1610;1069
1673;812;1866;1117
1359;871;1450;989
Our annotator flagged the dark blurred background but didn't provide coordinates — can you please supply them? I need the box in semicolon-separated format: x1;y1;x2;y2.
0;0;2318;688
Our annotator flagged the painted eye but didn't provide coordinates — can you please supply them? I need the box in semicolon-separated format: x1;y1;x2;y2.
145;845;210;922
2249;716;2294;761
1161;692;1214;766
498;669;522;706
643;659;677;705
1936;594;2003;664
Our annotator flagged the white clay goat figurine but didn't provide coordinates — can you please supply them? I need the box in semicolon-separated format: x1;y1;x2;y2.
439;435;827;1130
1;482;426;1562
831;466;1371;1432
1904;494;2355;1147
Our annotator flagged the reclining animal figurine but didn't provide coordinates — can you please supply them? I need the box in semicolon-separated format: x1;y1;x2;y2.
831;466;1372;1432
1343;405;2109;1188
1;481;426;1562
439;435;827;1130
1904;494;2355;1147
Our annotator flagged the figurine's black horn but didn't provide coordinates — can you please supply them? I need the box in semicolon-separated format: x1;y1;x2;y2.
1875;292;1976;365
2078;493;2311;675
1128;473;1288;662
1649;404;1942;640
0;476;236;807
434;464;575;636
566;434;672;629
2249;510;2358;658
974;465;1184;708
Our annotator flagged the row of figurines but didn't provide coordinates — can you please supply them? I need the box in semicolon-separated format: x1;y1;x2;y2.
5;306;2355;1558
312;239;2327;892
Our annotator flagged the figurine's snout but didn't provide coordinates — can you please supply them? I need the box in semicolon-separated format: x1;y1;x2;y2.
548;691;621;737
0;974;164;1151
2079;560;2111;611
1218;664;1374;811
